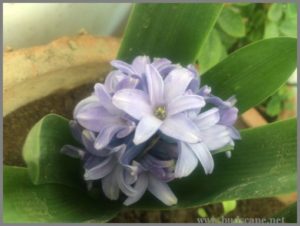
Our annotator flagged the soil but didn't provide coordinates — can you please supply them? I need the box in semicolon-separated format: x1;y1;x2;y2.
110;198;286;223
3;83;96;166
4;84;289;222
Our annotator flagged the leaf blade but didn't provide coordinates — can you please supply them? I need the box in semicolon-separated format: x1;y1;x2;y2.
3;166;122;223
117;3;223;65
22;114;83;188
201;37;297;114
132;118;297;209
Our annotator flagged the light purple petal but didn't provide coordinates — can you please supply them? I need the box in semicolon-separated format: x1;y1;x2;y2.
81;130;97;152
174;142;198;178
116;76;139;91
219;107;238;126
199;125;232;150
194;108;220;130
111;60;135;75
116;165;137;196
164;68;194;102
160;114;201;143
228;126;241;140
123;173;148;206
94;125;122;150
152;58;172;69
116;122;135;138
133;115;162;145
84;156;114;180
69;120;83;143
152;58;178;76
145;64;164;106
142;155;175;168
112;89;152;120
148;175;178;206
167;95;205;116
188;143;214;174
73;95;100;118
75;106;108;132
198;85;211;97
132;56;150;74
104;70;127;93
94;83;120;114
102;167;120;200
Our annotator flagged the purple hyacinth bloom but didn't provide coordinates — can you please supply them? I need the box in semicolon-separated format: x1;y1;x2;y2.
112;64;205;145
74;83;136;150
61;55;241;206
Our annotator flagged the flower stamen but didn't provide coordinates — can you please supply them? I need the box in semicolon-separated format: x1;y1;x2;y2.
154;106;167;120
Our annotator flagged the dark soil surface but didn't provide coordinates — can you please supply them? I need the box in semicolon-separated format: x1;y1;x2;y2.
3;84;289;223
4;83;95;166
110;197;286;223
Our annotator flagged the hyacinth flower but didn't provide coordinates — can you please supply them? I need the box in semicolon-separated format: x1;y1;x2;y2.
61;55;240;206
113;64;205;144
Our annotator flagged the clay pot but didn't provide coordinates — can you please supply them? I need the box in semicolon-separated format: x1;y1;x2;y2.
3;34;119;165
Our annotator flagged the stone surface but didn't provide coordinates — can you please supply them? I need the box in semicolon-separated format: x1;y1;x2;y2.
3;34;119;116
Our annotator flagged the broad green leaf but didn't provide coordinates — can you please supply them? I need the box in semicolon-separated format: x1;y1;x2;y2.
268;3;283;22
279;18;297;37
264;21;279;39
266;95;281;117
23;114;83;188
3;166;122;223
271;202;297;223
217;28;237;49
197;29;226;73
117;3;223;65
285;3;297;19
131;118;296;209
201;38;297;114
218;7;246;37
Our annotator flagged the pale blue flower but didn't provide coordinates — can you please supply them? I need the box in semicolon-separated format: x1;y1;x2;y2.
112;63;205;145
61;55;241;206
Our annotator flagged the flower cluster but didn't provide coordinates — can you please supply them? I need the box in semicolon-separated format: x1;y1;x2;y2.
62;56;240;206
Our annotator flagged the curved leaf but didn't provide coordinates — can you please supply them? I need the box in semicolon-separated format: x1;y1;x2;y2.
201;37;297;113
22;114;83;188
218;7;246;37
197;29;227;73
3;166;122;223
268;3;283;22
117;3;223;65
131;118;297;209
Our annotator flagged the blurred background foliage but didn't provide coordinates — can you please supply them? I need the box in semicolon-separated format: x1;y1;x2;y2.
197;3;297;122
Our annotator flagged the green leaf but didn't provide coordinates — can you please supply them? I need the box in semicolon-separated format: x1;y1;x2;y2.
197;29;226;73
285;3;297;19
279;18;297;37
264;21;279;39
222;200;237;215
201;38;297;114
233;3;251;7
197;208;208;217
131;118;297;209
218;7;246;37
268;3;283;22
271;202;297;223
266;95;281;117
3;166;122;223
22;114;83;188
117;3;223;65
217;28;237;49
